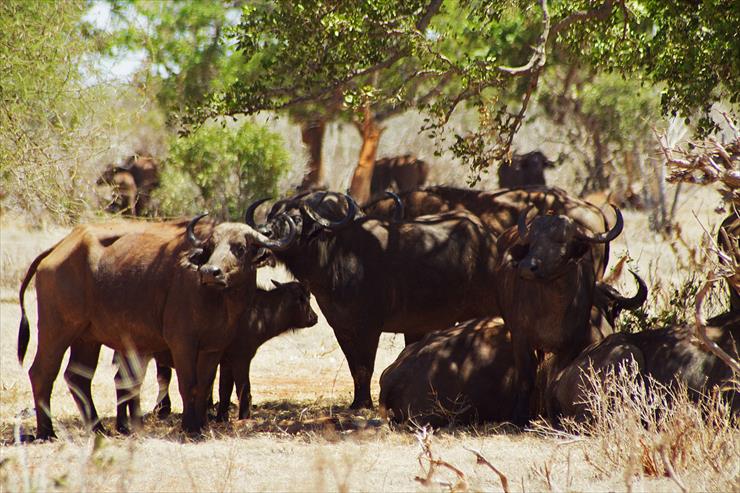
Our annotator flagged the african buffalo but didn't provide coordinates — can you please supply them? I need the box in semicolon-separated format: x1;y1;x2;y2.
547;311;739;421
497;151;555;188
17;213;294;439
363;185;613;280
495;205;624;422
98;152;160;216
112;279;318;431
249;191;503;409
370;154;430;200
379;318;518;427
380;275;647;428
718;211;739;311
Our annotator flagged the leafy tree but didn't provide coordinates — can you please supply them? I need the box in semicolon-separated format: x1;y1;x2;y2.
155;120;291;220
198;0;738;197
0;0;120;221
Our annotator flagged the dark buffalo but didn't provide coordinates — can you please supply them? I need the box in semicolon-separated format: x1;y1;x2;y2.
497;151;555;188
495;205;624;422
379;276;647;428
98;152;160;216
718;211;739;311
547;311;739;421
379;318;518;427
363;185;613;280
112;279;318;431
17;214;294;439
250;191;503;409
370;154;430;200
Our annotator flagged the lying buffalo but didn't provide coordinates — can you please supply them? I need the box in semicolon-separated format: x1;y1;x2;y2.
17;213;294;439
379;318;518;427
547;311;739;421
248;191;503;409
112;279;318;431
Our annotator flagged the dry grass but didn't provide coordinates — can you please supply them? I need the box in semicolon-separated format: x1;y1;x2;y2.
0;180;736;491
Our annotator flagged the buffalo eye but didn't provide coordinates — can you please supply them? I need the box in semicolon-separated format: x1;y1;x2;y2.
231;244;247;257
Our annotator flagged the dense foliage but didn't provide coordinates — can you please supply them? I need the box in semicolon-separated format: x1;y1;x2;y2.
155;120;291;220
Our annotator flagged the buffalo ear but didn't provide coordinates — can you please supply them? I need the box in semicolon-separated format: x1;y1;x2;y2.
508;243;529;263
271;279;282;288
253;247;273;267
187;248;207;266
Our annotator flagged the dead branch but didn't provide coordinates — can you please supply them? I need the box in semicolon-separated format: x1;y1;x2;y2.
463;446;511;493
695;279;740;374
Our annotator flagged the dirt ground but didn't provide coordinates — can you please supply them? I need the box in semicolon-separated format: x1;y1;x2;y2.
0;185;735;492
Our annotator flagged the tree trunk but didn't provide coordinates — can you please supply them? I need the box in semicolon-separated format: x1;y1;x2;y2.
348;105;384;205
298;119;326;191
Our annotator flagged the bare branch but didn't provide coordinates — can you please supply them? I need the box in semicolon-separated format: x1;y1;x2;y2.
695;279;740;374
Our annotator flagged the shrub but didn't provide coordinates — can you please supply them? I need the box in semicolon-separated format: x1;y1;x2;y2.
154;120;290;220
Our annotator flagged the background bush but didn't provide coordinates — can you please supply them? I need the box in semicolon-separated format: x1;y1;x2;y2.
154;120;291;220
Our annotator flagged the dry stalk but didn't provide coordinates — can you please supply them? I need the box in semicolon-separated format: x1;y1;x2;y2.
695;278;740;374
413;426;468;491
462;446;510;493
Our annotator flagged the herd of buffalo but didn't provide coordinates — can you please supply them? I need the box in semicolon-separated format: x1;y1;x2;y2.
14;153;739;441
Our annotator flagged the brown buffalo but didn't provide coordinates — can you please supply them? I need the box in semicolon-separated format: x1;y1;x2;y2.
547;311;739;421
112;279;318;431
495;206;624;422
250;191;503;409
363;185;613;280
17;213;294;440
370;154;430;200
497;151;555;188
98;152;160;216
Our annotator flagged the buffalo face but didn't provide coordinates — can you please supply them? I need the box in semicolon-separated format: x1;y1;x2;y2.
186;213;296;288
508;206;623;281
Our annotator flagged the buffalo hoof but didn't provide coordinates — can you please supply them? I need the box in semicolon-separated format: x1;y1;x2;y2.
155;403;171;419
349;399;373;410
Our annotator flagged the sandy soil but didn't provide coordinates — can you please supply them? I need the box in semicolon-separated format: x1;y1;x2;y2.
0;185;733;492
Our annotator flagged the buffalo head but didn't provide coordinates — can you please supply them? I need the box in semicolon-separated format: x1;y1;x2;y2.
185;212;296;288
245;191;358;248
505;205;623;281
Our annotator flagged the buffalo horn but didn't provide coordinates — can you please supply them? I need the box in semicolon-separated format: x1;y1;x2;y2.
577;205;623;243
245;197;271;227
517;206;535;241
385;191;404;222
613;270;648;310
186;212;209;247
301;192;357;230
253;214;297;251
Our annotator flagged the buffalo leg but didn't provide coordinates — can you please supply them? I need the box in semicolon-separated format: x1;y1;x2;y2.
511;333;537;426
65;340;105;434
114;352;147;434
29;324;81;441
194;350;222;429
216;359;233;422
336;329;381;409
154;363;173;418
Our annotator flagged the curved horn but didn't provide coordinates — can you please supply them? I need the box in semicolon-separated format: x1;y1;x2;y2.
577;205;623;243
385;191;404;222
613;270;648;311
186;212;209;247
517;206;534;241
300;192;357;230
253;213;297;252
245;197;271;227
